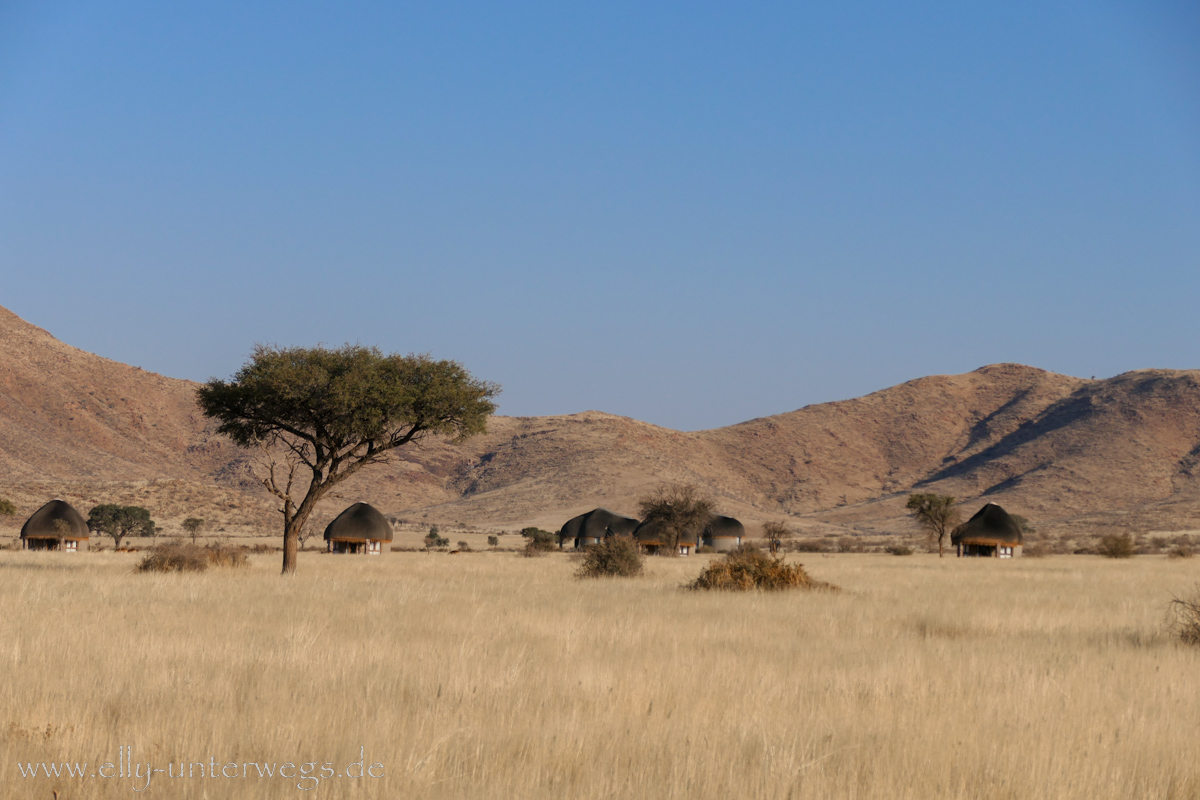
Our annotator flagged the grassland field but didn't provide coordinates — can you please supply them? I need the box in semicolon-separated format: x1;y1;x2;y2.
3;549;1199;800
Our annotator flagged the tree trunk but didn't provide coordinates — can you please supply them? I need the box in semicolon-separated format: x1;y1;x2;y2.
282;522;300;575
938;534;944;557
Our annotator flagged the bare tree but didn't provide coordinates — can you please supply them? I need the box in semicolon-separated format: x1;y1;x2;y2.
761;521;791;555
637;483;715;556
905;493;960;557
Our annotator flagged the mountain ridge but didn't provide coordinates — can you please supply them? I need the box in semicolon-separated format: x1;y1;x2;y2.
3;304;1200;540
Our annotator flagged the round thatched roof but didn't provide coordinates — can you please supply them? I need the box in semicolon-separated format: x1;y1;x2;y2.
950;503;1022;546
323;503;393;542
704;515;745;539
21;500;89;540
558;508;639;542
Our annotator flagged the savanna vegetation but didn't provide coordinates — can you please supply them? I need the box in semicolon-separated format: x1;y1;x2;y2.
4;550;1200;799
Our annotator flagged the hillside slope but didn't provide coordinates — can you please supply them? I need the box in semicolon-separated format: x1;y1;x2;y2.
3;304;1200;538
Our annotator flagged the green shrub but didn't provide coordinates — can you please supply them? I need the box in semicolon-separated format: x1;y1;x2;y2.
687;547;836;592
1097;533;1136;559
487;535;499;548
576;535;644;578
521;527;556;552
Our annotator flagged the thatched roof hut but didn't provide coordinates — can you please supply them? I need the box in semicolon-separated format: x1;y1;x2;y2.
702;515;745;552
951;503;1023;558
323;503;392;554
558;508;639;549
21;500;89;552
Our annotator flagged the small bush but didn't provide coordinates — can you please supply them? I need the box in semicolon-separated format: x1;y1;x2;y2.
137;544;209;573
138;542;249;572
886;544;913;556
487;535;499;548
521;541;547;557
205;542;249;568
687;547;836;592
793;539;828;553
1169;588;1200;645
1168;545;1195;560
1097;533;1136;559
457;540;471;551
576;535;644;578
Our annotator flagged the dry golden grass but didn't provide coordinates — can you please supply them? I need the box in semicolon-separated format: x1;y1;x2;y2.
2;551;1199;799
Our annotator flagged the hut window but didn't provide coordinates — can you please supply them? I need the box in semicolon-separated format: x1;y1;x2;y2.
64;541;77;552
367;540;381;554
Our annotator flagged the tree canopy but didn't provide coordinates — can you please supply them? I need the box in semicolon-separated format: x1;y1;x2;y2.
88;504;157;549
905;493;960;557
196;344;499;574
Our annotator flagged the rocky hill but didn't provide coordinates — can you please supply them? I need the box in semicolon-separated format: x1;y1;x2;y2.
3;304;1200;542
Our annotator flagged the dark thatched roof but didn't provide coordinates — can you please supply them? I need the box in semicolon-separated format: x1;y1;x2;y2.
950;503;1022;546
21;500;89;540
558;508;639;541
323;503;393;542
704;515;745;539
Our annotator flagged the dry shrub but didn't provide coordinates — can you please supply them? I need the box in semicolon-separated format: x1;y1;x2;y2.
687;547;836;592
1167;545;1194;560
205;542;249;568
137;544;209;573
886;544;914;556
137;542;249;573
576;535;644;578
1168;588;1200;645
1097;533;1136;559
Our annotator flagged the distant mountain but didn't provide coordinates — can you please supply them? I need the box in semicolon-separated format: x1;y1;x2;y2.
3;304;1200;539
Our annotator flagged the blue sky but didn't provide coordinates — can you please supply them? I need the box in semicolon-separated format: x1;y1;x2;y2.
2;0;1197;430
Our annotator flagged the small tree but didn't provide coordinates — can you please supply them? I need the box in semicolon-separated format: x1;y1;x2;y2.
638;483;715;556
486;535;499;548
520;527;556;552
0;498;16;517
761;521;791;555
197;344;498;574
88;504;157;550
182;517;205;544
905;493;960;557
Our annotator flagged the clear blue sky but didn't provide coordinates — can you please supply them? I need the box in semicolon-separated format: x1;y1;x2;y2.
2;0;1197;430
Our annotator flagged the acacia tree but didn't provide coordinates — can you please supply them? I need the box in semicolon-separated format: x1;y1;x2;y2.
88;504;157;550
182;517;205;544
196;344;498;575
637;483;715;556
905;493;960;557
